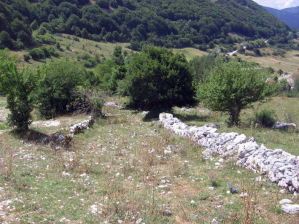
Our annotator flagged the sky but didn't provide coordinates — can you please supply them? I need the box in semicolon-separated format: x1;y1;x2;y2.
252;0;299;9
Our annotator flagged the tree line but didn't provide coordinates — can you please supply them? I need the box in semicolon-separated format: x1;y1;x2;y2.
2;45;289;132
0;0;296;51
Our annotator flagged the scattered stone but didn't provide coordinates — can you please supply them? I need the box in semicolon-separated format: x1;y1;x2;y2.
164;149;172;155
239;192;248;198
104;101;122;108
279;199;293;205
273;122;296;129
89;205;98;215
227;182;239;194
211;218;218;224
280;189;287;194
209;187;214;190
136;218;143;224
163;210;172;216
42;137;50;144
281;204;299;214
205;123;220;129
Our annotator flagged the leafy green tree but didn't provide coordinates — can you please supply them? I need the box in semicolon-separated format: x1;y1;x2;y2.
277;69;283;76
36;58;87;118
112;45;124;66
30;20;39;30
189;55;217;83
122;46;195;110
29;48;46;61
198;60;273;126
0;50;37;131
293;78;299;92
94;59;118;92
278;79;291;93
97;0;109;8
0;31;13;48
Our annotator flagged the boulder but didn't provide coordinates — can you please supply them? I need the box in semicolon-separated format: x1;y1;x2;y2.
273;122;296;129
281;204;299;214
279;199;293;205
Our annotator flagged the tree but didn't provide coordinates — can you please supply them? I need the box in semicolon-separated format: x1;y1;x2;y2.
0;50;37;131
189;55;217;83
0;31;13;48
112;45;124;66
122;45;195;110
198;60;273;126
97;0;109;8
36;58;87;118
94;59;117;92
277;69;283;76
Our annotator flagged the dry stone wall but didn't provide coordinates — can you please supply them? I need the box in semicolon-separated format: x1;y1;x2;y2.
159;113;299;194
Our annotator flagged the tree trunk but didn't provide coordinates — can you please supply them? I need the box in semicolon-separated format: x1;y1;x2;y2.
230;108;241;126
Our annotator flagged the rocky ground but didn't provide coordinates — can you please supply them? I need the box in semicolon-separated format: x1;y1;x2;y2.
0;103;298;223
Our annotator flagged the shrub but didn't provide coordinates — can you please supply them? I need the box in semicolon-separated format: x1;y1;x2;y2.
198;60;274;126
29;48;45;61
121;45;195;110
294;79;299;92
253;109;277;128
23;54;30;62
35;58;87;119
0;50;37;131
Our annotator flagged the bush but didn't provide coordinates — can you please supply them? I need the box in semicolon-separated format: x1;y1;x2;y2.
29;48;45;61
294;79;299;92
0;50;37;131
35;58;87;119
253;109;277;128
23;54;30;62
121;45;195;110
198;60;274;126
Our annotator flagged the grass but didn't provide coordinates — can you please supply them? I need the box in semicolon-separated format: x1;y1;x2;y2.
237;49;299;79
10;34;132;70
173;96;299;156
0;98;298;223
172;48;207;61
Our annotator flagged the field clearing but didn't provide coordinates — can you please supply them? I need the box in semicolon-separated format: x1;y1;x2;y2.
172;48;207;61
11;34;132;70
0;102;298;223
238;50;299;79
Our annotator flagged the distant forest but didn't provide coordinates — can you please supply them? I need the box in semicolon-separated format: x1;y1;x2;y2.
0;0;295;50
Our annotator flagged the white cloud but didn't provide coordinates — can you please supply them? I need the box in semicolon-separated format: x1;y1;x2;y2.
252;0;299;9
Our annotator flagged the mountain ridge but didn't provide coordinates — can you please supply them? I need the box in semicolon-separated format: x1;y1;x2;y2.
264;6;299;30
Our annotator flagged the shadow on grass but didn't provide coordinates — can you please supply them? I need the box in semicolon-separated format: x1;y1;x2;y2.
12;129;50;143
143;106;173;122
173;112;210;123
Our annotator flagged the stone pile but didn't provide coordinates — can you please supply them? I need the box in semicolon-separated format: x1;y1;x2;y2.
65;116;94;143
159;113;299;194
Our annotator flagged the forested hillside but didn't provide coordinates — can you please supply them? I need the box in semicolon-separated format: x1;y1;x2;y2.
264;6;299;30
0;0;294;50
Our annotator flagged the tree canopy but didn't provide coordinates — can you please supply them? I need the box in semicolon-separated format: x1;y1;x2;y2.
0;0;294;50
121;45;195;110
197;60;273;126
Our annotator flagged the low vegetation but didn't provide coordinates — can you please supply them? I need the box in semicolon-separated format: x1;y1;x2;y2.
0;102;298;223
0;26;298;223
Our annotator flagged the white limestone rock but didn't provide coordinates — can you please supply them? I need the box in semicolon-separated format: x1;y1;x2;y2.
281;204;299;214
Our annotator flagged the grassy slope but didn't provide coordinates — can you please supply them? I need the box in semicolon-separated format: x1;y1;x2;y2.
0;103;298;223
1;38;298;222
10;34;132;70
